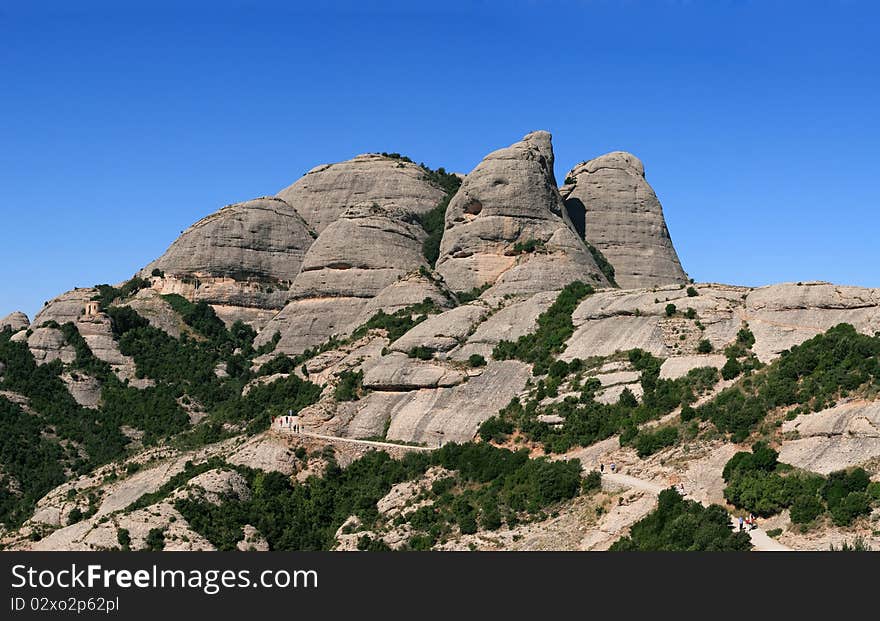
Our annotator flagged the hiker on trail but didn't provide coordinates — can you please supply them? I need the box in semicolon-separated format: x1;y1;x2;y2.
600;463;604;473
610;462;616;473
738;516;744;532
748;514;756;530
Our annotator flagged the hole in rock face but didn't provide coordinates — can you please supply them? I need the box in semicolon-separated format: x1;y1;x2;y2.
464;199;483;216
564;197;586;240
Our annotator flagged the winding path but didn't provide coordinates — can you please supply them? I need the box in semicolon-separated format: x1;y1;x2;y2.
601;471;792;551
279;429;434;452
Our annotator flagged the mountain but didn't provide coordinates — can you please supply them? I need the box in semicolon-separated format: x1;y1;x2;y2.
2;131;879;552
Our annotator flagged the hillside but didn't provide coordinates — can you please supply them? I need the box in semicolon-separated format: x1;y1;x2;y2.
2;131;879;551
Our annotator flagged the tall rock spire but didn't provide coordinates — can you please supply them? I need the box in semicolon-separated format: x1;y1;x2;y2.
560;151;687;289
436;131;609;296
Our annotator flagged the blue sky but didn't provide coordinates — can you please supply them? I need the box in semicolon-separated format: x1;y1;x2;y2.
1;1;878;320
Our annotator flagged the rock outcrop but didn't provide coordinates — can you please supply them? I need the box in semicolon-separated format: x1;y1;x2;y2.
33;288;96;326
1;311;29;332
141;197;314;324
780;401;880;474
276;153;446;234
560;151;687;289
436;131;609;295
256;202;439;355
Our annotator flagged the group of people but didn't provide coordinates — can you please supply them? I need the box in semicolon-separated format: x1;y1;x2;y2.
738;514;758;532
599;462;616;474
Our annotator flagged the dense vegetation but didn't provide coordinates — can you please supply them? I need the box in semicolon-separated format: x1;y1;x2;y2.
493;281;594;375
175;442;585;551
611;488;752;551
722;442;877;526
0;294;322;527
697;323;880;441
482;349;718;454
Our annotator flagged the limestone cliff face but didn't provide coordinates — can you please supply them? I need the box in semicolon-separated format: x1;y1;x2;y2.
435;131;609;295
560;151;687;289
140;197;314;318
276;153;446;235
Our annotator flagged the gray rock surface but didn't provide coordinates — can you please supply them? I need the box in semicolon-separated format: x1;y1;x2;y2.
143;196;313;285
744;282;880;362
61;372;102;408
451;291;557;361
383;360;532;445
27;327;76;365
780;401;880;474
290;203;428;299
256;202;436;355
346;271;454;331
436;131;608;294
276;153;446;234
389;304;489;354
560;151;688;289
362;352;466;390
1;311;29;332
142;197;314;314
33;288;97;326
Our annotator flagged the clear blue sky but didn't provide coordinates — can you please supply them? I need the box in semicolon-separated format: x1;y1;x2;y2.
2;1;878;320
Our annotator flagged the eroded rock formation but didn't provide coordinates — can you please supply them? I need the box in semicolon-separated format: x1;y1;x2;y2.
560;151;687;289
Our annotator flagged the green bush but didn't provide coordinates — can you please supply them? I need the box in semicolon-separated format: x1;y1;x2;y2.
408;346;435;360
513;239;544;254
632;425;678;458
697;339;713;354
610;489;751;551
468;354;487;368
117;528;131;549
584;242;617;287
145;528;166;551
686;286;698;297
665;303;677;317
582;470;602;494
334;370;363;402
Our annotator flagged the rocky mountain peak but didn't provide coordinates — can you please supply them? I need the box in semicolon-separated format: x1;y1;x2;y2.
561;150;687;289
436;131;609;295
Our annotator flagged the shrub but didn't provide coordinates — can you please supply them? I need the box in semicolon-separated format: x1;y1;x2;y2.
686;286;698;297
631;425;678;458
790;495;823;524
697;339;713;354
478;417;513;442
720;356;742;380
665;303;676;317
333;370;363;402
468;354;487;368
610;489;751;551
408;346;435;360
582;470;601;494
145;528;166;551
513;239;544;254
584;242;617;287
736;326;755;349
